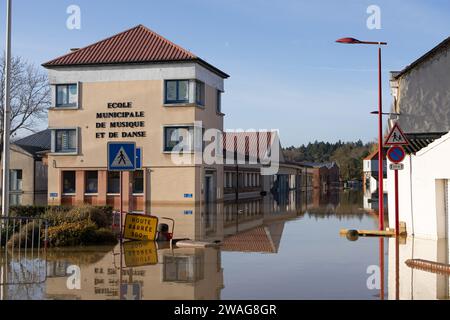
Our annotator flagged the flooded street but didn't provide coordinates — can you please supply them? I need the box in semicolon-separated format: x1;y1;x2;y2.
1;190;449;300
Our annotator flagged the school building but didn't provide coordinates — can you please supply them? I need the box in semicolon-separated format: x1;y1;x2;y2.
41;24;229;213
1;25;336;213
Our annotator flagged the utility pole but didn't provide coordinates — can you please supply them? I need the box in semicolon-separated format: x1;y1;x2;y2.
336;37;387;231
2;0;12;218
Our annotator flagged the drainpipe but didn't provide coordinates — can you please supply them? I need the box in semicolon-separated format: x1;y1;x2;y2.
409;156;415;236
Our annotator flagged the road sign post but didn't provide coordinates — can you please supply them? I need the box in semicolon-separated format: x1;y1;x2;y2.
394;168;400;238
108;142;137;240
385;123;409;237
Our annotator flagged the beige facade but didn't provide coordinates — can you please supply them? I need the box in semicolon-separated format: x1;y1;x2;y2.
46;76;225;212
0;144;47;206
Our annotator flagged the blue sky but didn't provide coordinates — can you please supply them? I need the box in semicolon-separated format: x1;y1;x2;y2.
1;0;449;146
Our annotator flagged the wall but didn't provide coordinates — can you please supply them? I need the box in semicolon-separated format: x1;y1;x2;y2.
393;47;450;134
387;132;450;239
47;62;225;208
0;145;38;206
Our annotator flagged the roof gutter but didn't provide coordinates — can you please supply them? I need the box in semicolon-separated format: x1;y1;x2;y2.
42;59;230;79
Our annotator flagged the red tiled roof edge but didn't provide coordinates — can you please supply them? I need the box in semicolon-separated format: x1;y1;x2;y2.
42;24;229;78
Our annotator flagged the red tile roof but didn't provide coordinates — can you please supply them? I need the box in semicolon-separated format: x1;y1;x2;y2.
221;227;276;253
222;131;275;159
42;24;229;78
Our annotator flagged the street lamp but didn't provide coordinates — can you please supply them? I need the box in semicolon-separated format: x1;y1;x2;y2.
2;0;12;219
371;111;400;120
370;111;400;116
336;37;387;231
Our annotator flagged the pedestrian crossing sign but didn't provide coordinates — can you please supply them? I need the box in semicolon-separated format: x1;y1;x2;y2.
108;142;136;171
385;123;409;146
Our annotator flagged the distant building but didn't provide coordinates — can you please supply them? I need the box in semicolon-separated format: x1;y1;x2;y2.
300;162;340;191
387;37;450;240
363;150;387;193
0;130;50;206
222;131;315;202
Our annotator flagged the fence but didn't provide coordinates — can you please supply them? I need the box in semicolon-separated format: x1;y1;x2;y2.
0;217;48;286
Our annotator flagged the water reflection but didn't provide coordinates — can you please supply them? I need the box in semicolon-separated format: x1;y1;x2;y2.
1;189;449;300
388;237;450;300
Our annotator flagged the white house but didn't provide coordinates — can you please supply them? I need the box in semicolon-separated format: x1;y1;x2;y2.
387;37;450;240
387;133;450;240
363;150;387;212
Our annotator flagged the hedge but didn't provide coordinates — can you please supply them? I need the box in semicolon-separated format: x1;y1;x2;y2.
3;205;117;248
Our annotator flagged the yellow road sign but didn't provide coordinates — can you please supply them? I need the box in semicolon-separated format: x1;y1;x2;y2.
123;241;158;267
123;214;158;241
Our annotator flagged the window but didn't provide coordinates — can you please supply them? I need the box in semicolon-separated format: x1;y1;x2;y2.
196;81;205;106
225;172;233;188
85;171;98;194
62;171;76;194
164;126;194;152
165;80;189;104
133;170;144;194
10;194;22;206
216;90;222;113
107;172;120;194
56;84;78;108
55;129;77;153
10;170;23;191
163;255;204;282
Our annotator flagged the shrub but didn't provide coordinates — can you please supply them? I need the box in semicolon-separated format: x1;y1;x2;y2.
43;205;113;228
8;205;113;224
9;206;52;218
5;205;115;247
47;222;117;247
92;228;118;244
47;220;97;247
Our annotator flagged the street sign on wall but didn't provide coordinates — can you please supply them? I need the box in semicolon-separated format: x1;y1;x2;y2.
107;142;136;171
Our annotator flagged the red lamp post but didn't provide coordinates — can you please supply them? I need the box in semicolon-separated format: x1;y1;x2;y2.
336;37;387;231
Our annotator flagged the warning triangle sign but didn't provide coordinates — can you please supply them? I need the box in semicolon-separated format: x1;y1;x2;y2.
385;123;409;146
111;147;134;167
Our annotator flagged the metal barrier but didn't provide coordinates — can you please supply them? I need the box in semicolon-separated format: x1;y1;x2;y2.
0;217;48;286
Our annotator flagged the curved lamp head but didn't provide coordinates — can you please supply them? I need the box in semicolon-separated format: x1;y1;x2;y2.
336;37;387;46
336;37;362;44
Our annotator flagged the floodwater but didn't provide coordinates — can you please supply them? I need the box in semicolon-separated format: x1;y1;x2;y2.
1;190;449;300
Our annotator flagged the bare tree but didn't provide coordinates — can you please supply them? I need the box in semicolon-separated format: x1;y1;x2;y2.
0;55;50;152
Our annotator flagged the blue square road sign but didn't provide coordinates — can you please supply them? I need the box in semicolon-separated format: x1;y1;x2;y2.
108;142;136;171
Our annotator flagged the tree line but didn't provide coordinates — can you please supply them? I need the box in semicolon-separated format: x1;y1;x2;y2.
283;140;376;181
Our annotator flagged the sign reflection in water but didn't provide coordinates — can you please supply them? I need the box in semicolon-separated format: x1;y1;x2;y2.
0;190;449;300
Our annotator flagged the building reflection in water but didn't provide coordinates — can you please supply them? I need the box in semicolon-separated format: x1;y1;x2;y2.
2;189;449;300
388;237;450;300
42;243;223;300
